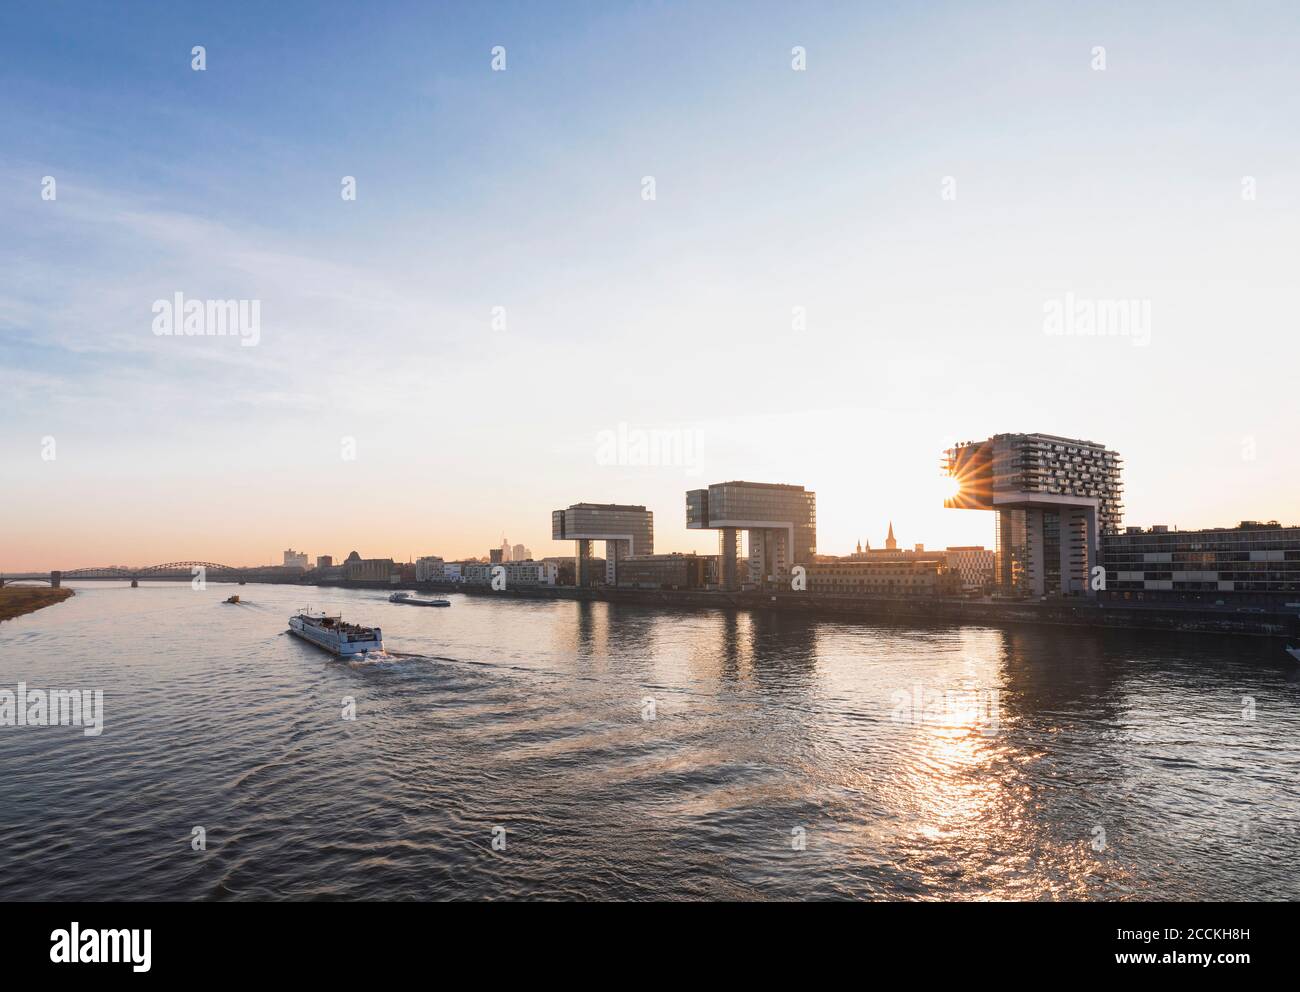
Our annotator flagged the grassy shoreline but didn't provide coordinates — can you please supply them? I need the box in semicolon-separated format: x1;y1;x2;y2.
0;586;74;622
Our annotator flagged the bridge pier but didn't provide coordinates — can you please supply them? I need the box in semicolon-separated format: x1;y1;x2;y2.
50;571;61;588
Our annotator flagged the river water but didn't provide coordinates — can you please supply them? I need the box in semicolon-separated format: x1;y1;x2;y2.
1;581;1298;901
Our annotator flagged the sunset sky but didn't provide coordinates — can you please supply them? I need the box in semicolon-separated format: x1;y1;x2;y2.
4;1;1299;570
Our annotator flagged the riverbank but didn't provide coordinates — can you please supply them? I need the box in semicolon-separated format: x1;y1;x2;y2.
0;587;74;622
312;578;1300;640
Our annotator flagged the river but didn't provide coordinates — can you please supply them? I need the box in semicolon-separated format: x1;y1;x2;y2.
1;581;1297;900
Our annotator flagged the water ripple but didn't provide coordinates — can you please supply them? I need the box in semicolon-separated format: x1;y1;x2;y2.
1;582;1298;900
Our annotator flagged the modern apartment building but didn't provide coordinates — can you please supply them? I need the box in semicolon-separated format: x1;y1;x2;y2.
438;562;466;583
551;502;654;586
415;556;445;582
461;562;494;585
502;560;558;586
452;560;559;586
944;546;996;592
686;481;816;590
1101;521;1300;609
283;548;309;569
945;433;1122;598
539;555;599;587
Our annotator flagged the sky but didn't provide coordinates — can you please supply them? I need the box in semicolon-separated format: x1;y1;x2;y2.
3;0;1300;570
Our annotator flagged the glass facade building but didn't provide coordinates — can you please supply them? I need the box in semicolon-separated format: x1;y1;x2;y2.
686;481;816;590
551;502;654;586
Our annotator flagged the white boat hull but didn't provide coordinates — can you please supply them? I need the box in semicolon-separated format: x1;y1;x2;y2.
289;615;383;656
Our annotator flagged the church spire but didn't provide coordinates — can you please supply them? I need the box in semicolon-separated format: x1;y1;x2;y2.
885;521;897;551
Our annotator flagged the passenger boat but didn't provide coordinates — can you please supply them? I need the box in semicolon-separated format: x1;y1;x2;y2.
388;592;450;607
288;611;384;657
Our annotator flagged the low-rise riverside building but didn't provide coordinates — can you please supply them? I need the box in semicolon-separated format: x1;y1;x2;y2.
415;556;445;582
616;553;715;589
1102;521;1300;609
342;551;396;582
449;560;558;586
502;560;558;586
420;562;471;583
804;557;960;597
460;563;493;585
845;527;994;594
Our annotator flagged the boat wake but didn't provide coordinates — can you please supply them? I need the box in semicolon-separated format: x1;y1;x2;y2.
345;650;460;670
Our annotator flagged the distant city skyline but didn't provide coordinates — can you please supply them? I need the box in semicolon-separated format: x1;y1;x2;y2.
0;517;937;571
8;440;1300;570
5;2;1300;570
